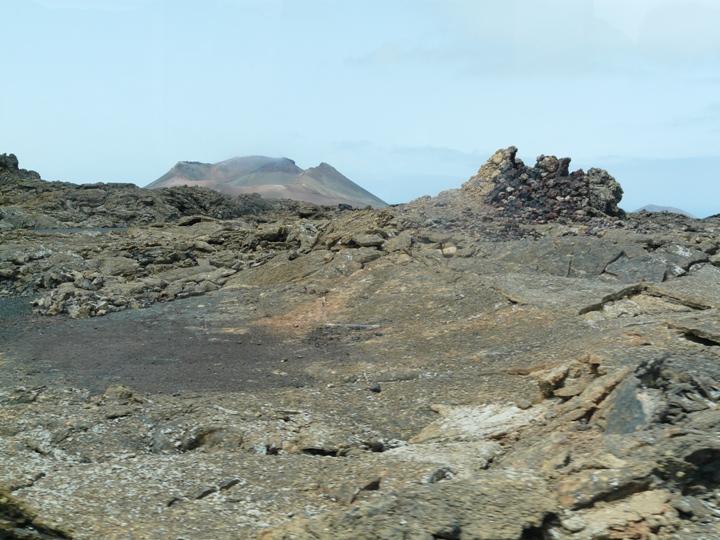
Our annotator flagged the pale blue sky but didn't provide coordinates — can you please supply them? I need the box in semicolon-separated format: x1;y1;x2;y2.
2;0;719;216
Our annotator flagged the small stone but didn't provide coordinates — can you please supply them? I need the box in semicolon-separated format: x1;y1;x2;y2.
368;383;381;393
441;245;457;258
424;467;454;484
102;385;136;403
384;232;413;252
515;398;532;410
352;234;384;248
104;406;133;420
561;515;586;532
674;497;693;514
192;240;215;252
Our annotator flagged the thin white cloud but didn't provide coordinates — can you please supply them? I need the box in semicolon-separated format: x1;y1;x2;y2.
664;103;720;133
348;0;719;79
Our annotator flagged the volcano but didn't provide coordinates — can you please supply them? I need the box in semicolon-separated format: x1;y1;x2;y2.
148;156;386;208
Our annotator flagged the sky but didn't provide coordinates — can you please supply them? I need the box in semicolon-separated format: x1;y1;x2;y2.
2;0;719;216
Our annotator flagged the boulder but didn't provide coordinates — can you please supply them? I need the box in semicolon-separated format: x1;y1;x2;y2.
384;231;413;252
351;233;385;248
97;256;140;277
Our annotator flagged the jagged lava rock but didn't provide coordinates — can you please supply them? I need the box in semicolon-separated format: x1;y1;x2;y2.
0;152;40;181
462;146;624;222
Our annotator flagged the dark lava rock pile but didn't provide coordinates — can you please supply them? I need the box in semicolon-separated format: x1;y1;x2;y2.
462;146;624;223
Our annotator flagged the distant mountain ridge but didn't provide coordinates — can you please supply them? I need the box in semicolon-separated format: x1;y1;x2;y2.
148;156;387;208
635;204;695;218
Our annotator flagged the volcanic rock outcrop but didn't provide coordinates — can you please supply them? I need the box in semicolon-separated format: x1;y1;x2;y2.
462;146;624;222
0;152;40;181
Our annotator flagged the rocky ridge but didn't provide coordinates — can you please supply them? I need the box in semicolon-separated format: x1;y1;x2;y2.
1;149;720;539
0;153;301;230
461;146;624;222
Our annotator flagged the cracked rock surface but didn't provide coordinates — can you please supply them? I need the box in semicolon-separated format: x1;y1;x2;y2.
2;149;720;539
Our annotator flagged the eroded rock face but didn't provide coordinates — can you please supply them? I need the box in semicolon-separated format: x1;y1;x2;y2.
462;146;624;222
0;152;40;181
0;153;20;171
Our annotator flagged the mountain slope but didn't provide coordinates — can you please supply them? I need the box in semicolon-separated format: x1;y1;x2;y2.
148;156;386;208
635;204;695;218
